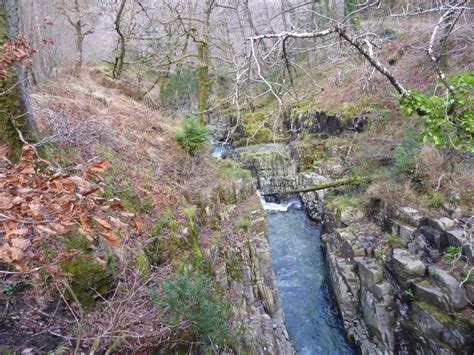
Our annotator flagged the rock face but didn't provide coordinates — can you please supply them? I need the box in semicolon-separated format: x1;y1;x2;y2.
200;176;294;354
282;110;368;141
230;142;473;355
321;200;474;355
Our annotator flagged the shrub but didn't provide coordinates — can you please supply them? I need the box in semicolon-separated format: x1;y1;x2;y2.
393;134;418;177
175;117;209;156
151;272;230;345
399;72;474;153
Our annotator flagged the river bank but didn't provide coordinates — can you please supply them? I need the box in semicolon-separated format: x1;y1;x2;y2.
228;141;473;354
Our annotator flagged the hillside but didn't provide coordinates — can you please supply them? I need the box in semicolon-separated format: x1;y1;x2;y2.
0;69;292;353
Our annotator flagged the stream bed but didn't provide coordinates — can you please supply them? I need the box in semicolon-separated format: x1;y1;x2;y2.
265;203;355;354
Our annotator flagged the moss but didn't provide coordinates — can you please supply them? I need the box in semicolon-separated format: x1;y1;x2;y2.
183;206;202;259
0;7;37;162
151;208;178;236
63;232;90;251
386;234;404;248
241;111;274;144
290;95;316;120
415;301;454;325
61;255;115;310
218;160;252;181
417;279;434;287
226;256;243;282
146;209;182;266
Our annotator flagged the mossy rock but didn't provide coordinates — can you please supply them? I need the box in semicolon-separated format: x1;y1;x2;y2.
61;255;116;310
226;256;243;282
415;301;454;325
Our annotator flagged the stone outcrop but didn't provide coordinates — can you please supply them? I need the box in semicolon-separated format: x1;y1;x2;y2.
230;141;473;355
320;199;474;354
198;175;294;354
282;110;368;141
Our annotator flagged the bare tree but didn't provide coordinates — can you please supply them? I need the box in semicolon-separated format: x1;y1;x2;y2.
57;0;96;75
112;0;127;78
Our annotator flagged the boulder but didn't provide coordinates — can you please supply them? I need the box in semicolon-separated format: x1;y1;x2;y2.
340;206;366;226
413;281;451;312
430;267;468;310
373;281;393;303
398;206;425;227
355;257;384;291
426;217;456;232
446;229;473;263
391;249;426;281
420;226;448;250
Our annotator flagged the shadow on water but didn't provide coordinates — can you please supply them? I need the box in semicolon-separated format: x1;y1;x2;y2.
266;205;355;355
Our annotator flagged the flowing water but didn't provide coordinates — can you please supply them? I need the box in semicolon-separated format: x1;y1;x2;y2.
265;201;355;355
211;143;354;353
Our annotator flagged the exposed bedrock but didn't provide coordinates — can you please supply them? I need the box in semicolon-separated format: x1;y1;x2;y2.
230;142;473;355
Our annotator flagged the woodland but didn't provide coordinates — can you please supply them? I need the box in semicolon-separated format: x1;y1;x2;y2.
0;0;473;354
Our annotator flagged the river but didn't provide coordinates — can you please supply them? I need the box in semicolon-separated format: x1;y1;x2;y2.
264;200;355;354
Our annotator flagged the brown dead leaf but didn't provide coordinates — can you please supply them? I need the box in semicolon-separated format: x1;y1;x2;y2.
93;216;113;230
0;144;8;160
36;224;57;236
0;194;12;209
51;223;69;235
29;203;44;220
79;215;92;232
88;161;110;173
61;176;90;191
131;217;143;235
100;230;120;245
96;256;107;268
7;228;29;236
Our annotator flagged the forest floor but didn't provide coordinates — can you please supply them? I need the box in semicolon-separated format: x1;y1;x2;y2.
0;67;257;353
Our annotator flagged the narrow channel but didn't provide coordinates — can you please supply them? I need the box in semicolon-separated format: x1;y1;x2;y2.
262;198;355;354
212;144;355;353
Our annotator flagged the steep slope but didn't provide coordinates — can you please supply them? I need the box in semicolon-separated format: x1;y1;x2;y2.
0;68;293;353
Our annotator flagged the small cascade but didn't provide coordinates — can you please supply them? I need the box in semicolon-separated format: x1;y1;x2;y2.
257;190;302;212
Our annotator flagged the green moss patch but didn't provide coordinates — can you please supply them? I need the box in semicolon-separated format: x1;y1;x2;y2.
61;255;116;310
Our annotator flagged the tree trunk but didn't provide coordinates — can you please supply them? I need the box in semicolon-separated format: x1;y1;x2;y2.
0;0;38;162
197;2;212;125
262;176;371;197
112;0;127;79
197;38;209;124
74;23;83;75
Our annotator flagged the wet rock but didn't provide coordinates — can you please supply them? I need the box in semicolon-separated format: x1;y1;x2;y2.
429;267;468;310
419;226;448;250
409;302;471;353
346;115;368;132
300;191;324;222
413;233;441;262
360;288;396;351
